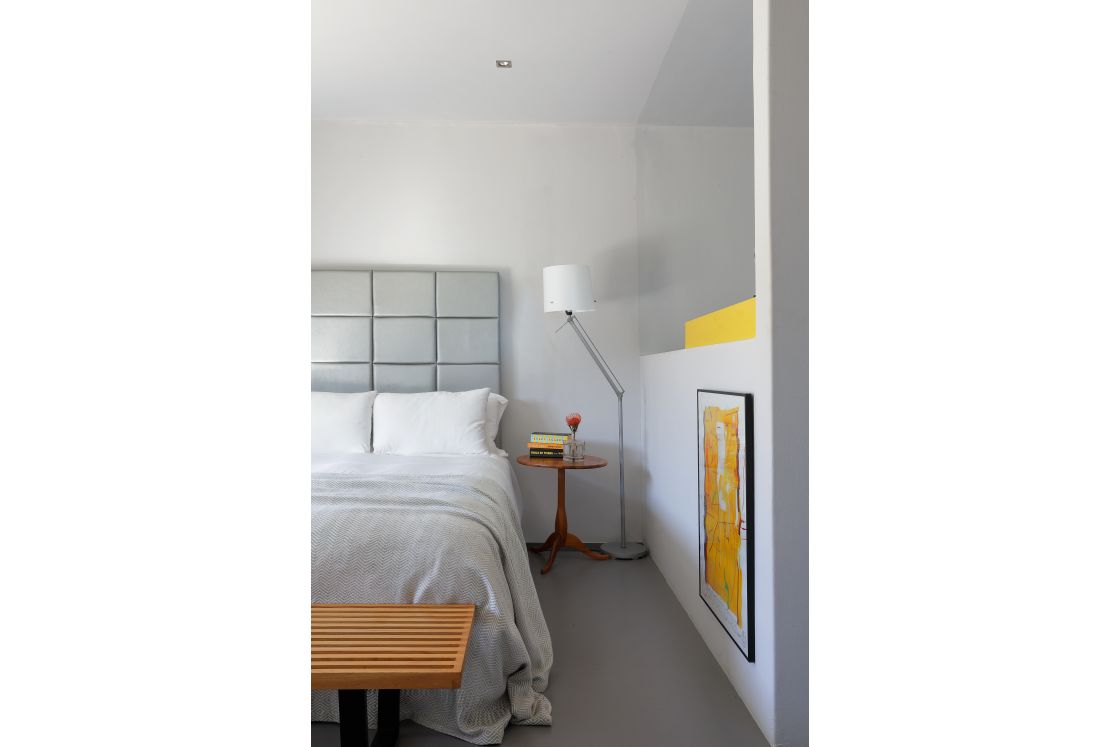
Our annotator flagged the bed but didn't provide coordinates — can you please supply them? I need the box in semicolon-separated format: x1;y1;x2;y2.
310;270;552;745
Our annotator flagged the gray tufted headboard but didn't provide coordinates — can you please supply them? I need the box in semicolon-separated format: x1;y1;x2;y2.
311;269;500;394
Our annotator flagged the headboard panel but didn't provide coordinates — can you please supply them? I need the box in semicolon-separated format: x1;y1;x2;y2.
310;270;500;394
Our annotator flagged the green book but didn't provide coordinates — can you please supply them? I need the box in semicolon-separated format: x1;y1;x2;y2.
530;431;571;444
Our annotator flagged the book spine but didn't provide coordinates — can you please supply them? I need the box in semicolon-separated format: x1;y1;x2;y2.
529;433;571;444
529;449;565;458
527;442;564;450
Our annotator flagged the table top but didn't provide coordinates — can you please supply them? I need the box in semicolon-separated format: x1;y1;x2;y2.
311;604;474;690
516;454;608;470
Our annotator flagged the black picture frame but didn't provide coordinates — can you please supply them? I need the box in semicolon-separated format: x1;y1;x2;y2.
697;389;755;662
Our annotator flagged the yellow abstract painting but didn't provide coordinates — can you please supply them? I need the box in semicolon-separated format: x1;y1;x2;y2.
703;404;743;626
698;389;754;661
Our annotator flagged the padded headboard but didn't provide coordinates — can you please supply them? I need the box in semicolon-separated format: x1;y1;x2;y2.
311;270;500;394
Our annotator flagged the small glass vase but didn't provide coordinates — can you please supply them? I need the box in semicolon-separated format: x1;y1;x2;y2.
563;439;586;462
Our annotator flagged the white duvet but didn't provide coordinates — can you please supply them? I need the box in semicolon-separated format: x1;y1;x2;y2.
310;453;525;522
311;453;552;744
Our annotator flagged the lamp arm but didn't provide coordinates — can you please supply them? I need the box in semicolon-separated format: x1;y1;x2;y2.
562;312;629;548
565;313;624;397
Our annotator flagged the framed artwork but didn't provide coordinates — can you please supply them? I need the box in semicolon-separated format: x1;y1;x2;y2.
697;389;755;662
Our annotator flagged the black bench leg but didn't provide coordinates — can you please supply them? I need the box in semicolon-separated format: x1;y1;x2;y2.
372;689;400;747
338;690;370;747
337;688;399;747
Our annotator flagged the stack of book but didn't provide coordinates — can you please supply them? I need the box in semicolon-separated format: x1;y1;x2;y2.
528;432;570;459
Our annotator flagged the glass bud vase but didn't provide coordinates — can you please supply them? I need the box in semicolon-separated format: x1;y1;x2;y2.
563;439;586;462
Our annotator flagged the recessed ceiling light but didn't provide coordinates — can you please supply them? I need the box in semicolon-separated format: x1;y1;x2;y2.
495;60;512;69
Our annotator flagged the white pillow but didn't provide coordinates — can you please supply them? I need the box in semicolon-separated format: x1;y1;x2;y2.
373;388;490;455
311;390;376;454
486;393;509;456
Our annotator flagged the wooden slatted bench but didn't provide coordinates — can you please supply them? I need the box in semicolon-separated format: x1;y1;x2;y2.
312;604;475;747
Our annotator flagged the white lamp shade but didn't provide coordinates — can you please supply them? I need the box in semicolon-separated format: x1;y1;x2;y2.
543;264;596;313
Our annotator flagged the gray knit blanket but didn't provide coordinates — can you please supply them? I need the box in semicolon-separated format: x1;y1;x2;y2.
311;472;553;744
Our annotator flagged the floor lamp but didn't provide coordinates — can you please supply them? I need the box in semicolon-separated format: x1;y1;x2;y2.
543;264;648;560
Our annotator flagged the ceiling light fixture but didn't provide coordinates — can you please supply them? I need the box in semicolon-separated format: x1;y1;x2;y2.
495;60;512;69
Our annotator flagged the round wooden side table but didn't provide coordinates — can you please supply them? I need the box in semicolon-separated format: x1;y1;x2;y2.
516;454;611;574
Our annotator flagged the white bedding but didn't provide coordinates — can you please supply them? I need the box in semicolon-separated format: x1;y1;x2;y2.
311;453;551;744
310;453;524;523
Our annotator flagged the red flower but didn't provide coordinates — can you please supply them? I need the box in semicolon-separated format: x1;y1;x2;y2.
566;412;582;434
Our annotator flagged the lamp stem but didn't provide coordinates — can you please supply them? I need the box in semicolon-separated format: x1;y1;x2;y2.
563;312;648;560
617;391;626;547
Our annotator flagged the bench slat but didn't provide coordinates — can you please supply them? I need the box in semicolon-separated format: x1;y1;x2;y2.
310;604;474;691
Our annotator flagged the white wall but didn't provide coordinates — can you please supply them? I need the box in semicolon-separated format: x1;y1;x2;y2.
768;1;809;743
636;125;755;354
311;121;643;544
640;337;776;741
638;0;753;126
637;2;808;745
637;121;775;739
635;119;774;733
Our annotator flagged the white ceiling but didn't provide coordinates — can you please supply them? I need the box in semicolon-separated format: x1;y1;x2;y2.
312;0;751;126
640;0;753;126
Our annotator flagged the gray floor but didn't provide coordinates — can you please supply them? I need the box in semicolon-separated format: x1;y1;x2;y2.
312;548;769;746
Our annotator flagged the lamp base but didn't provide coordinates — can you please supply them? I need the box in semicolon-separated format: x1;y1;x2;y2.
601;541;649;560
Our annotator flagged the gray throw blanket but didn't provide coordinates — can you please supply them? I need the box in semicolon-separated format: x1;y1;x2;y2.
311;473;553;744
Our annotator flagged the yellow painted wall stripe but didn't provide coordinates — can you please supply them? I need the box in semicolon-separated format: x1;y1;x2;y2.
684;298;757;349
